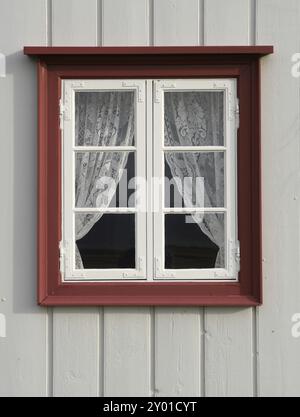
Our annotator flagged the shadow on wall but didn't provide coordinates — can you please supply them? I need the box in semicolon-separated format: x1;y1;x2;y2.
6;51;38;313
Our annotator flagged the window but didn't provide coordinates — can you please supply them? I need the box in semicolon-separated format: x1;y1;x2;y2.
62;80;147;281
24;46;273;305
62;78;237;282
153;79;237;281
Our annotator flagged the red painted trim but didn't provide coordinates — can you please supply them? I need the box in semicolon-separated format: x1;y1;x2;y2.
41;295;259;307
29;47;272;306
24;46;273;57
252;60;263;304
37;60;48;303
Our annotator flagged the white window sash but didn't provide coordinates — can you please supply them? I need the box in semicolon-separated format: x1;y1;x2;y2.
61;79;147;281
153;79;238;281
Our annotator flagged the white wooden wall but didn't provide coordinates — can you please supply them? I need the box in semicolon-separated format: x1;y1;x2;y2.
0;0;300;397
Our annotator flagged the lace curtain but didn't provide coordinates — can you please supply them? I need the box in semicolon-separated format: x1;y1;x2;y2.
75;92;134;268
74;90;224;269
164;92;225;267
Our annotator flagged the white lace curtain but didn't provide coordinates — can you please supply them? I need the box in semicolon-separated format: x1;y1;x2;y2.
164;92;225;267
75;90;224;269
75;92;134;268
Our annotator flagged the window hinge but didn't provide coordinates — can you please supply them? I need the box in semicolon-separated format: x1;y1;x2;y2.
122;257;145;278
235;98;240;129
154;257;175;278
137;256;143;272
154;80;176;103
59;98;65;130
235;240;241;272
228;239;240;274
59;240;65;278
121;81;144;102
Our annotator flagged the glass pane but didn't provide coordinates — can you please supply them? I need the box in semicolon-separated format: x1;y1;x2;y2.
75;213;135;269
164;91;224;146
165;213;225;269
75;151;135;208
164;152;224;208
75;91;135;146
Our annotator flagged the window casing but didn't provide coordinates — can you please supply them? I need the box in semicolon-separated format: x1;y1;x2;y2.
61;78;238;282
24;46;273;305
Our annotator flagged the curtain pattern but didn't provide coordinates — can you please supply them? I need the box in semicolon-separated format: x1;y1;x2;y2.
75;92;134;268
74;90;225;269
164;92;225;267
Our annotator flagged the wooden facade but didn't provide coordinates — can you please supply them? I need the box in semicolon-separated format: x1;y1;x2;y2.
0;0;300;397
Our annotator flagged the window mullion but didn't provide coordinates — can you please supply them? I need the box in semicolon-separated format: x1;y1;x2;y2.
73;146;136;152
145;80;154;281
153;80;165;279
133;81;147;279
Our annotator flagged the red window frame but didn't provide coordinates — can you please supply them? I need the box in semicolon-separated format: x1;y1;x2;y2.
24;46;273;306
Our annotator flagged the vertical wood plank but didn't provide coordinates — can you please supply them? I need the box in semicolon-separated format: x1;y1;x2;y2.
205;309;254;396
204;0;254;397
0;0;48;397
155;308;202;396
52;0;98;46
153;0;200;45
53;309;99;396
51;0;101;398
104;308;151;396
101;0;152;398
204;0;251;45
152;0;203;397
102;0;149;46
256;0;300;397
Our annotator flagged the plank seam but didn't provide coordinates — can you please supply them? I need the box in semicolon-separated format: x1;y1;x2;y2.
102;308;106;396
199;0;205;46
101;0;106;46
202;0;207;46
201;307;206;397
97;0;103;46
202;2;206;396
251;1;258;397
150;307;156;396
46;0;52;397
99;307;104;396
47;0;52;46
252;308;259;396
149;0;154;46
250;0;257;46
46;307;53;397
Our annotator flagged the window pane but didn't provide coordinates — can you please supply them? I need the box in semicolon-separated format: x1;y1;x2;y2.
75;151;135;208
164;152;224;208
75;213;135;269
165;213;225;269
164;91;224;146
75;91;135;146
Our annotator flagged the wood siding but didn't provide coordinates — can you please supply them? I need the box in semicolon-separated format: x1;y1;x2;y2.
0;0;300;397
